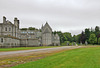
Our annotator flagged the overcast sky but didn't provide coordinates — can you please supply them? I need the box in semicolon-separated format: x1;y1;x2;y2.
0;0;100;35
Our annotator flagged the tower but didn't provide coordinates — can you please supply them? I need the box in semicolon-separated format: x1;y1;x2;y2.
42;22;52;46
14;17;19;29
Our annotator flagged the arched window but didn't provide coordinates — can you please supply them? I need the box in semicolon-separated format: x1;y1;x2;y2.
1;38;3;43
5;27;7;31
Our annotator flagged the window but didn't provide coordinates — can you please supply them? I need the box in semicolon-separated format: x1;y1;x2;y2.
32;32;34;33
28;32;31;33
23;32;27;33
5;27;7;31
28;36;31;38
1;38;3;43
9;28;11;31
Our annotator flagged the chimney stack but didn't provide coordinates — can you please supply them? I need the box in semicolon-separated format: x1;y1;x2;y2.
3;16;6;23
14;17;20;29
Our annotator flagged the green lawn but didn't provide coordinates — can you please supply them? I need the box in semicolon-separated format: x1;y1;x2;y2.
0;46;61;52
11;47;100;68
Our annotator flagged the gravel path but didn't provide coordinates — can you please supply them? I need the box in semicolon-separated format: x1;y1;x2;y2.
0;46;85;56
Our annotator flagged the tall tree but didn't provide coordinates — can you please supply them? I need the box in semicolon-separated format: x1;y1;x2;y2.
95;26;99;33
95;26;100;44
85;28;90;43
63;32;73;42
73;34;81;43
89;34;97;45
98;38;100;45
90;27;94;33
80;31;86;44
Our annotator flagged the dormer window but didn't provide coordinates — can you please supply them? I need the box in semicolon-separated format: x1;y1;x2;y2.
5;27;7;31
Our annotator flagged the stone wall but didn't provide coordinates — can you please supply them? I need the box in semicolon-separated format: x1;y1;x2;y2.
20;39;40;47
0;37;20;48
42;33;52;46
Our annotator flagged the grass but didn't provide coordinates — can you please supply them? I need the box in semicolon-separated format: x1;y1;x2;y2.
0;47;65;67
11;47;100;68
0;46;61;52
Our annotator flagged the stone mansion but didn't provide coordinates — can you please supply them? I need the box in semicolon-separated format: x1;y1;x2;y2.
0;16;60;47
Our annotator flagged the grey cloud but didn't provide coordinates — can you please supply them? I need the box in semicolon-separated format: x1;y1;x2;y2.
0;0;100;35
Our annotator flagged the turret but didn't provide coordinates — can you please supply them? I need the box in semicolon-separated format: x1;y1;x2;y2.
14;17;20;29
3;16;7;23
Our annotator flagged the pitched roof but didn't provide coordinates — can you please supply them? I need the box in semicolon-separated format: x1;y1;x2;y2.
42;22;52;31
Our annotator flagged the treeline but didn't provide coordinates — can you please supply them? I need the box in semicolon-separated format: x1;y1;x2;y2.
54;26;100;45
53;31;73;45
20;27;39;31
79;26;100;45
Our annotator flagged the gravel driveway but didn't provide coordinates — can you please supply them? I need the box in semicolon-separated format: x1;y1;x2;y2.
0;46;85;56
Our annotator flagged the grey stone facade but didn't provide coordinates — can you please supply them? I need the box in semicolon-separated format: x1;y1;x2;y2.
0;16;60;47
20;30;41;46
41;22;60;46
0;36;20;47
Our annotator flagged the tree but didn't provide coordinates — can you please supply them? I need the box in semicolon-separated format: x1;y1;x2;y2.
80;31;86;44
28;27;38;30
90;27;94;33
85;28;90;43
63;32;73;42
89;34;97;45
98;38;100;45
73;34;81;43
73;35;76;42
20;28;27;30
53;31;73;44
95;26;100;44
95;26;99;33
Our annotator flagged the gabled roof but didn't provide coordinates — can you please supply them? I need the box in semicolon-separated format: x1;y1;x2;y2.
42;22;52;31
0;22;16;27
43;28;50;33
